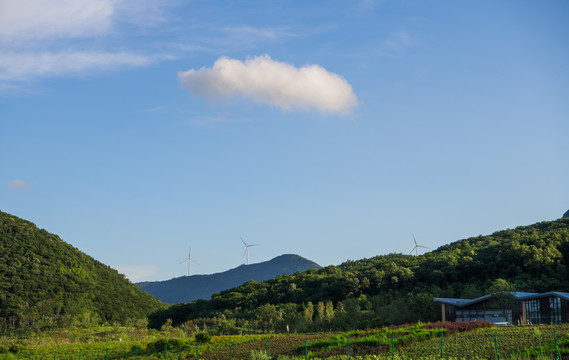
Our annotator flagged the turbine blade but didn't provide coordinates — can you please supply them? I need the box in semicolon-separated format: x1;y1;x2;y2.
241;237;248;246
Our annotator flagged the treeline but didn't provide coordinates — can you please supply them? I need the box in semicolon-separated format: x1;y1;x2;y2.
149;217;569;330
0;210;164;325
151;293;440;333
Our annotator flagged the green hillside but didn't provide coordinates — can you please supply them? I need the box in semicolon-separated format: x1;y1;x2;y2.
0;210;163;325
149;217;569;329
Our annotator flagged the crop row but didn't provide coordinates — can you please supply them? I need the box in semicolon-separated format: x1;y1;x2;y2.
5;323;569;360
199;334;335;360
400;325;569;359
3;334;278;360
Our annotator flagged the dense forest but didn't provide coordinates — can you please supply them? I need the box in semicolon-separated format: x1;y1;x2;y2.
148;217;569;332
0;210;163;325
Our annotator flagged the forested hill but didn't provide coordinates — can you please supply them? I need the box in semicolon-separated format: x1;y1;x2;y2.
137;254;321;304
0;210;163;324
148;217;569;328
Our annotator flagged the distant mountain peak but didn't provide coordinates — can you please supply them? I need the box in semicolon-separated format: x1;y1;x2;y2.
564;209;569;218
137;254;321;304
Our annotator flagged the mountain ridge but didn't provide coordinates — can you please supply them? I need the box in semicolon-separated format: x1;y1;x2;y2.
137;254;321;304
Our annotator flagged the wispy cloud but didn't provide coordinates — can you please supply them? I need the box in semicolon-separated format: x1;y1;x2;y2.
179;55;358;115
0;0;173;42
7;180;30;190
174;25;295;54
113;0;171;28
0;0;172;85
0;0;114;42
220;25;294;42
0;51;165;82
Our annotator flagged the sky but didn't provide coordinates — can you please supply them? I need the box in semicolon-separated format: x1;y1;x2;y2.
1;0;568;282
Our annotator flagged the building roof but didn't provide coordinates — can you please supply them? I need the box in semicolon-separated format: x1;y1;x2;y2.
432;297;472;307
519;292;569;301
434;292;538;308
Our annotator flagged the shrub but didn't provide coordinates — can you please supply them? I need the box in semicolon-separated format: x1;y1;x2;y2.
250;350;270;360
146;338;187;352
8;344;24;354
195;332;212;343
423;320;493;334
0;346;8;354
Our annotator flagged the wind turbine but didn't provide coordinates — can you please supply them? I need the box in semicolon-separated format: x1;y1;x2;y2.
410;234;430;256
241;237;259;265
180;247;198;276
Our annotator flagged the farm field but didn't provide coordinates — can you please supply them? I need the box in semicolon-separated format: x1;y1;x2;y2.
2;322;569;360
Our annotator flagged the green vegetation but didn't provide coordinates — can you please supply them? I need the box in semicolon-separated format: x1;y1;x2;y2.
3;208;569;359
149;218;569;330
2;322;569;359
0;210;163;325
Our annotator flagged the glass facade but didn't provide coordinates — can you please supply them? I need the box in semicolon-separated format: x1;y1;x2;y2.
550;297;562;324
525;296;562;324
456;309;511;323
526;299;540;324
438;293;569;324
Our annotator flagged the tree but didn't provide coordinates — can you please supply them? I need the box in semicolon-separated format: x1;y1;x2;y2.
324;300;334;324
486;278;515;323
282;303;304;332
316;301;325;321
256;304;281;332
461;284;483;299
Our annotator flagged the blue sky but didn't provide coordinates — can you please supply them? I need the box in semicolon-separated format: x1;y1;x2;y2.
1;0;568;282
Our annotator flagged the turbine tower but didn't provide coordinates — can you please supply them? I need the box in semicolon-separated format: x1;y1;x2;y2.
241;237;259;265
180;247;198;276
409;233;430;256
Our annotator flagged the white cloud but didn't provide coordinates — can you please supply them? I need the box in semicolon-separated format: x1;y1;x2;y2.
179;55;358;115
0;0;173;43
7;180;30;189
0;51;159;81
0;0;115;42
0;0;173;84
115;265;158;281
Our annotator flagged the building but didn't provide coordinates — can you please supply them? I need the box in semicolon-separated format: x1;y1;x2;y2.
434;292;569;325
